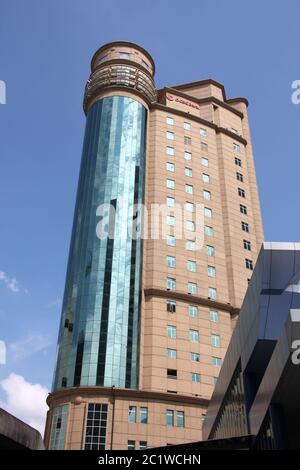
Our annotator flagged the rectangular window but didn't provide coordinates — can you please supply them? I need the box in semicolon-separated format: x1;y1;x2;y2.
140;441;147;450
166;255;176;268
204;207;212;218
188;282;197;294
186;240;196;251
233;143;240;152
201;157;209;167
238;187;245;198
166;300;176;313
166;146;175;156
166;235;176;246
208;287;217;299
210;310;219;323
213;377;218;385
184;151;192;161
140;407;148;424
166;162;175;172
166;131;174;140
206;245;215;256
166;409;174;427
245;258;254;270
236;172;244;182
243;239;251;251
166;116;174;125
177;411;185;428
119;52;131;59
166;215;175;226
191;352;200;362
50;404;69;450
235;157;242;166
166;277;176;290
203;190;211;200
201;142;208;152
184;122;191;130
189;329;199;343
211;334;220;347
167;325;176;339
167;369;177;379
128;406;137;423
166;196;175;207
205;225;214;237
186;220;195;232
208;265;216;277
187;260;197;272
185;202;194;212
212;356;221;366
202;173;210;183
192;373;201;383
185;167;192;177
185;184;193;194
240;204;247;215
188;305;198;317
128;440;135;450
200;128;207;137
184;136;191;145
242;221;249;232
166;179;175;189
84;404;108;451
167;348;177;358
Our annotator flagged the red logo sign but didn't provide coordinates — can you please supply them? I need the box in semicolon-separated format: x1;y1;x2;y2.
166;93;200;110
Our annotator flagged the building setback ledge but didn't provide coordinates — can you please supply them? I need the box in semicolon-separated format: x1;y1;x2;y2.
47;386;209;408
144;287;240;317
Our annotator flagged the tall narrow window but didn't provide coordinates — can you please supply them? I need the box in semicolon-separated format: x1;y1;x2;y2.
177;411;185;428
166;409;174;427
140;407;148;424
84;404;108;450
128;406;137;423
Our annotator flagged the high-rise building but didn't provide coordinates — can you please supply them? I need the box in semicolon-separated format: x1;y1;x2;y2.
44;41;263;450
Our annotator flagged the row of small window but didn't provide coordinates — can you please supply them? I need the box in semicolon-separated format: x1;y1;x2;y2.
167;325;221;347
165;230;214;248
165;127;241;154
166;133;207;150
99;51;150;69
166;368;218;385
128;406;148;424
166;302;219;322
166;349;221;366
166;278;218;298
128;440;148;450
166;183;212;201
166;256;216;276
165;197;212;217
166;161;210;182
166;116;208;136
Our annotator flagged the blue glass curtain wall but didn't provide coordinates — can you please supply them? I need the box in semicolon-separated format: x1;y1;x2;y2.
52;96;147;390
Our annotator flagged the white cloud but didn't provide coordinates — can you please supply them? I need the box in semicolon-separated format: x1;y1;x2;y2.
0;373;49;435
0;271;20;293
9;334;52;361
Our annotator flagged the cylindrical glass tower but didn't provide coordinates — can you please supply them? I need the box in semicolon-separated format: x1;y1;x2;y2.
52;42;156;391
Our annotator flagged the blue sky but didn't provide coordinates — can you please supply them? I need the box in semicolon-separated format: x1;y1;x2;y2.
0;0;300;432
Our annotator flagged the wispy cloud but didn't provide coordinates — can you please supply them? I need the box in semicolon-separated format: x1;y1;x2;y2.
9;334;52;361
0;373;49;435
45;298;61;309
0;271;20;293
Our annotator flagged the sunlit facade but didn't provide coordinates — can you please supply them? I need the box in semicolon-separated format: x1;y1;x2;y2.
45;41;263;450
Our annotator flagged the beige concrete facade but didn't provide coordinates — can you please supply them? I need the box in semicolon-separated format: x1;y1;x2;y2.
45;41;263;450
